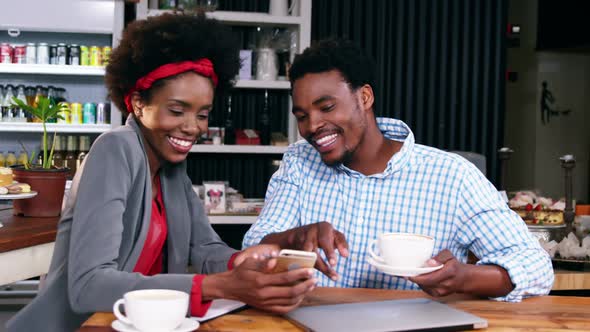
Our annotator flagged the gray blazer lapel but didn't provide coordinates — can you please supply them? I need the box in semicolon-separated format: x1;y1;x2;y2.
120;115;155;272
161;164;191;273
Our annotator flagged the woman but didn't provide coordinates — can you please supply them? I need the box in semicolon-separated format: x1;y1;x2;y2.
7;14;316;332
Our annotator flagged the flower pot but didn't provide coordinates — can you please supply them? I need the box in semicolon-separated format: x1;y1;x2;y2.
12;167;69;218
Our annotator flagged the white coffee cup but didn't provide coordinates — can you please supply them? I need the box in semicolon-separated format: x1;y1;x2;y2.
113;289;189;332
368;233;434;268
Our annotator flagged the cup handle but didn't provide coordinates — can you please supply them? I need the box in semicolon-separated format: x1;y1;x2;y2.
113;299;133;326
368;239;386;264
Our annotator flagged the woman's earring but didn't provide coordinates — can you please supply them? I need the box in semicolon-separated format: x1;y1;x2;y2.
135;109;142;117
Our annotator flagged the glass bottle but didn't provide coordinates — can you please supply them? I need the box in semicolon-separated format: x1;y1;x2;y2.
17;150;28;166
32;85;44;123
259;89;271;145
2;85;15;122
0;151;5;167
64;135;78;179
5;151;17;167
46;86;57;123
25;86;35;106
224;95;235;145
52;135;65;168
76;135;90;169
15;85;27;122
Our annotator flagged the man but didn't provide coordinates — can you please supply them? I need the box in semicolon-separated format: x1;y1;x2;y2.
243;39;553;301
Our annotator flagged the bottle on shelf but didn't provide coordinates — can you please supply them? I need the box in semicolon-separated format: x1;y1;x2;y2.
17;151;28;166
52;135;65;168
64;135;78;178
15;85;27;122
25;86;35;106
259;89;271;145
46;86;57;123
32;85;44;123
224;95;235;145
1;85;15;123
5;151;17;167
76;135;90;169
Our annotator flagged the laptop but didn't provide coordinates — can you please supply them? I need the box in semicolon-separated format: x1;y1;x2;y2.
286;298;488;332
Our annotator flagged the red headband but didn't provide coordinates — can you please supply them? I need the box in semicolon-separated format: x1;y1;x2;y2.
124;58;218;113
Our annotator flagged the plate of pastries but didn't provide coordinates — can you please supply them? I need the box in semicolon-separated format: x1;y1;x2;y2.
0;167;36;199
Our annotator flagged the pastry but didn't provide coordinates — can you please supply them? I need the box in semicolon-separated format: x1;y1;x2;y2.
6;183;31;195
509;191;565;225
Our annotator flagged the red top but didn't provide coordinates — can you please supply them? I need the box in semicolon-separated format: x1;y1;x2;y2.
133;176;239;317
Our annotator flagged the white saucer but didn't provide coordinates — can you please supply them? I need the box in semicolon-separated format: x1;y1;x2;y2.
111;318;199;332
0;191;38;200
367;257;443;277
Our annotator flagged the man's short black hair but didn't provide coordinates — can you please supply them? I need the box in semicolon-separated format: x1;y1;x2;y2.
288;39;376;92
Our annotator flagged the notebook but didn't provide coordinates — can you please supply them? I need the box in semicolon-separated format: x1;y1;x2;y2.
286;298;488;332
191;299;246;322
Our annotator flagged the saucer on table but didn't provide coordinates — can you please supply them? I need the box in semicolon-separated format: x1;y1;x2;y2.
111;318;199;332
367;257;443;277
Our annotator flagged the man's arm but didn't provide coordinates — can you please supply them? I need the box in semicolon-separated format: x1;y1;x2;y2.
412;160;553;301
242;147;349;279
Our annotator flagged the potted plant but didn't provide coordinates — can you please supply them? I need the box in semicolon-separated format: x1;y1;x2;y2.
10;96;69;217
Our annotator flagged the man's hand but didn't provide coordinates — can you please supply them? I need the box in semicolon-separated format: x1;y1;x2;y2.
409;250;470;297
409;249;514;298
233;244;280;267
261;222;349;280
204;256;317;314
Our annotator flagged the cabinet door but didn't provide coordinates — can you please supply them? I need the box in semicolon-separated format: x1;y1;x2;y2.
0;0;115;34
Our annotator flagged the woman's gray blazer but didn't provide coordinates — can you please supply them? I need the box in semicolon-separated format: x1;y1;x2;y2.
7;116;237;332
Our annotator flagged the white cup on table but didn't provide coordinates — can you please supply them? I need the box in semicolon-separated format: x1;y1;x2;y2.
113;289;189;332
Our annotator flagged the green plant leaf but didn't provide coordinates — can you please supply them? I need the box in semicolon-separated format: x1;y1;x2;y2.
11;97;36;114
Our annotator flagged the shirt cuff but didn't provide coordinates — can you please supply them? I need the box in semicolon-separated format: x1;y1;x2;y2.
227;251;241;270
190;274;213;317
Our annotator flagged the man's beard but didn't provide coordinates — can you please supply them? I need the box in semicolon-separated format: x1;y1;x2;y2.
322;149;353;168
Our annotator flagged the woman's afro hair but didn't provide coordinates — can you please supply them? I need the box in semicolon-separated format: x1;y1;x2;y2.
105;13;240;112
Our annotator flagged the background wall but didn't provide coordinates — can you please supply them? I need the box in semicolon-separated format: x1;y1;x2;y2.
505;0;590;203
311;0;508;184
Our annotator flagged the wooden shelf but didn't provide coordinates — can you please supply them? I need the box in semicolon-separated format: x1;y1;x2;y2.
0;123;111;134
190;145;287;154
0;63;105;76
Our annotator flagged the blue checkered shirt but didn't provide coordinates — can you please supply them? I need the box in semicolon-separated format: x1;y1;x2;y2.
243;118;553;302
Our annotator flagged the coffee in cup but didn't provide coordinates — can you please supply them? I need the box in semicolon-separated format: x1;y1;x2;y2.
368;232;434;268
113;289;189;332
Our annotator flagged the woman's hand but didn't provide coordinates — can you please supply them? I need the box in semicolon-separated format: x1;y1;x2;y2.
232;244;281;267
203;255;317;314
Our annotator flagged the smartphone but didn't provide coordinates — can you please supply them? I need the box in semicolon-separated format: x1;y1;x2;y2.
272;249;317;273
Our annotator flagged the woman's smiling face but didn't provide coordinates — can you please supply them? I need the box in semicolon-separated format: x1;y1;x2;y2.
135;72;214;165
